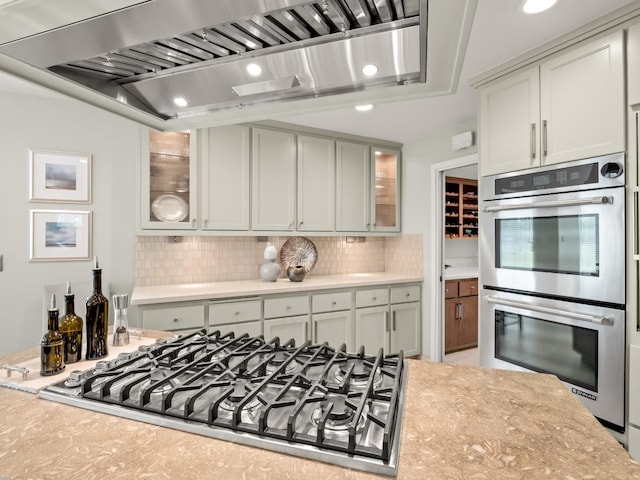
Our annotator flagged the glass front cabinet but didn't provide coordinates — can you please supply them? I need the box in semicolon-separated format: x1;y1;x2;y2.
371;147;400;232
140;128;198;230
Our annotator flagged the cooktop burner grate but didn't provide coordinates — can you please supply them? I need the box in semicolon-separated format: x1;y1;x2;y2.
41;330;407;476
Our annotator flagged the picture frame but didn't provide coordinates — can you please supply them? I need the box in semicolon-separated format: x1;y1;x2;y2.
30;210;92;261
29;149;92;203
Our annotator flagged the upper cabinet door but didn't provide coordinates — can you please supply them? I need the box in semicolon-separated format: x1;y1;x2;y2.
371;147;400;232
336;141;370;232
251;128;296;231
201;125;250;231
540;30;624;166
479;67;540;176
297;135;335;232
629;22;640;107
140;127;198;230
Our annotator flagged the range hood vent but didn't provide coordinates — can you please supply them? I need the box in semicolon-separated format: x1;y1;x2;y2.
0;0;476;130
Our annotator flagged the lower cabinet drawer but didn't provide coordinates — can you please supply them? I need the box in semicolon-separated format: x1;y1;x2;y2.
458;279;478;297
312;291;351;313
355;288;389;308
141;303;205;331
390;285;420;304
264;295;309;319
209;299;261;326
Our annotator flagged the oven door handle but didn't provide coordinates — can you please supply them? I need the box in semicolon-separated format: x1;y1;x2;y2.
485;296;613;325
483;196;614;213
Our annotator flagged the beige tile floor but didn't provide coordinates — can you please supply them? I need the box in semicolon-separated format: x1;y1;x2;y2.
444;347;479;366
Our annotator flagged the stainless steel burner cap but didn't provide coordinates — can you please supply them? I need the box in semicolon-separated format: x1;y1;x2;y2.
64;370;86;388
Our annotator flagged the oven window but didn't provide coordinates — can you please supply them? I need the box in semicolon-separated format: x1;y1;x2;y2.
495;214;599;276
495;310;598;392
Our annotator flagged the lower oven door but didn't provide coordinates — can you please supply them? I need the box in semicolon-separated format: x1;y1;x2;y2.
479;289;625;431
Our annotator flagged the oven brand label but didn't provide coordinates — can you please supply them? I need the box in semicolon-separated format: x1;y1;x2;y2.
571;388;597;401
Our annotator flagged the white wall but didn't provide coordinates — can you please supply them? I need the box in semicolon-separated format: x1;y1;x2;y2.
0;91;139;357
402;118;478;358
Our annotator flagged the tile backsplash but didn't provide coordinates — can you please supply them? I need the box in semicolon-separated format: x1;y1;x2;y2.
135;234;422;286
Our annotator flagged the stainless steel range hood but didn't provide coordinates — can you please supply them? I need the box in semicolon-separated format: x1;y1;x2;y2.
0;0;476;130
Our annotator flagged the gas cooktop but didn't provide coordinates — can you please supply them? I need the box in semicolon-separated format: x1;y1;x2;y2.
40;330;407;476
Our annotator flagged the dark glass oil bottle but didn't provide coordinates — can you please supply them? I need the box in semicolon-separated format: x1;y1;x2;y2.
40;294;65;376
86;257;109;359
59;281;83;364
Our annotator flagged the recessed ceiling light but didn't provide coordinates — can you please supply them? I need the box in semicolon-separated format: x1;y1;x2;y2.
361;64;379;76
355;104;374;112
522;0;557;14
173;97;188;107
246;63;262;76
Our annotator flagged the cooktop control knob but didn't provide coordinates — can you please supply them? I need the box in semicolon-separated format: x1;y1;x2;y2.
601;162;623;178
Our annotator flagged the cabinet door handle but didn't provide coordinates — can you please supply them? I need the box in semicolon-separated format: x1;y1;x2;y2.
203;219;208;227
459;302;464;320
191;218;196;227
385;311;389;332
392;311;396;331
314;322;318;343
304;322;308;340
542;119;548;159
299;221;304;228
530;123;536;160
634;186;640;261
173;317;179;323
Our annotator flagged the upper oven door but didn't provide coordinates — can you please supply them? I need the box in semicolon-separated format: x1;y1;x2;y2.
480;186;625;305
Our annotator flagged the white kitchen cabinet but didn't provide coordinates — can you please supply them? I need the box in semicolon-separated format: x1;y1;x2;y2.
208;298;261;337
371;147;400;232
140;127;198;229
354;285;421;356
479;31;624;176
201;125;250;231
140;302;205;334
263;294;309;346
297;135;335;232
479;68;539;175
336;141;370;232
630;345;640;461
264;316;308;346
251;127;296;231
313;311;353;351
390;302;420;356
630;22;640;107
311;291;353;351
354;305;389;354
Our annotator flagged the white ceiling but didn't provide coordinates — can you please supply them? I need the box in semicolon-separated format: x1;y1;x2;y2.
277;0;637;143
0;0;635;143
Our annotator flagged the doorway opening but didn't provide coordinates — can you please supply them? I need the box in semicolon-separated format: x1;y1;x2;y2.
427;153;478;365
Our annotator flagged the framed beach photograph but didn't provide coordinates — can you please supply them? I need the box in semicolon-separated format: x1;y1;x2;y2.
29;149;92;203
30;210;92;261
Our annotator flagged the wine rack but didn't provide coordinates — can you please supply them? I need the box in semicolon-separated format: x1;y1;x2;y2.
444;176;478;240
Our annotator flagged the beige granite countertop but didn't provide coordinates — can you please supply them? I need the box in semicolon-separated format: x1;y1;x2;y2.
1;335;639;480
131;273;424;305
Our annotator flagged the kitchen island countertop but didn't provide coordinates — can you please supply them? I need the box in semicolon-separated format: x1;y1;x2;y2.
131;272;423;305
1;336;638;480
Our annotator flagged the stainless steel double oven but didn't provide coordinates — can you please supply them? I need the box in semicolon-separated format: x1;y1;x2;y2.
479;153;626;432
